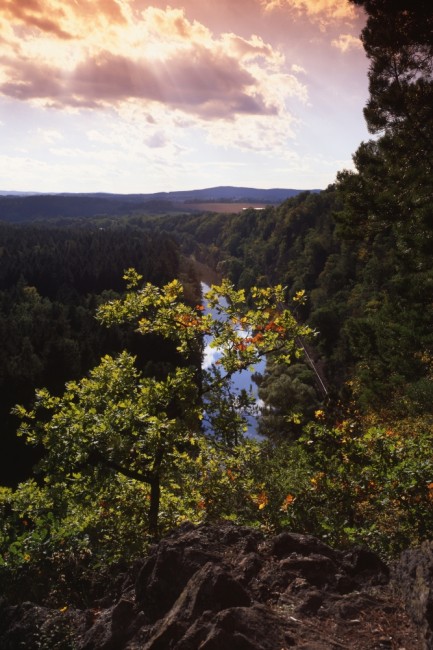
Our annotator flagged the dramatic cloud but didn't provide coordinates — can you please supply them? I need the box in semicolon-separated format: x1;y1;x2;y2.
0;0;369;193
0;5;307;119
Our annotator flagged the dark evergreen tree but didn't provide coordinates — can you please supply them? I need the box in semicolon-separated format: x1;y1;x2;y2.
351;0;433;166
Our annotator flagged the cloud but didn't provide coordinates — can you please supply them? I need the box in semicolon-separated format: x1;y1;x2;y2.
36;128;63;143
138;6;211;45
260;0;356;25
2;0;73;39
69;0;128;25
1;1;332;194
0;6;307;120
145;131;167;148
0;58;66;102
1;0;128;39
291;63;307;74
203;343;221;370
331;33;362;53
0;50;277;117
221;33;281;65
204;107;300;159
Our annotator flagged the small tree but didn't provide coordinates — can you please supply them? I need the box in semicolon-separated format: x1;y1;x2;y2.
9;271;311;557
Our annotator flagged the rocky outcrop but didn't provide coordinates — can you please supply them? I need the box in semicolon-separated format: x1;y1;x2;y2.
0;522;422;649
395;540;433;649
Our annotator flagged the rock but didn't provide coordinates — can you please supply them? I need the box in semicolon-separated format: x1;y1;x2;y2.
111;598;135;634
0;600;80;650
0;601;48;649
279;554;338;587
0;522;423;649
343;547;390;586
134;523;227;621
176;605;293;650
394;540;433;649
269;531;340;561
336;593;385;620
143;563;252;649
296;589;324;615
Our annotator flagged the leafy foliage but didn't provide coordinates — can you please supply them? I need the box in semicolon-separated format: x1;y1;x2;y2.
295;414;433;556
1;273;312;575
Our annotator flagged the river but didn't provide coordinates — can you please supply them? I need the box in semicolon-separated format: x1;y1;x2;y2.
201;283;264;437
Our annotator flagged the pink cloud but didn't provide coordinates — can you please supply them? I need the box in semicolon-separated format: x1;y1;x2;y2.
72;48;265;116
2;0;73;39
260;0;357;24
82;0;127;24
223;34;277;62
0;48;278;118
0;58;64;101
2;0;127;40
0;3;309;123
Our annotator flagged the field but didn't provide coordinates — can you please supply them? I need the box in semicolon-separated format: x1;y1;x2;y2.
182;202;270;214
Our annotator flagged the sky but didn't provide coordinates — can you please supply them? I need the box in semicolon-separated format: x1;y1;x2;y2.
0;0;370;194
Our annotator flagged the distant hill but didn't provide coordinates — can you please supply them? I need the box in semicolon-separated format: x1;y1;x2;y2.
0;191;45;197
66;187;317;203
0;194;179;222
0;187;320;222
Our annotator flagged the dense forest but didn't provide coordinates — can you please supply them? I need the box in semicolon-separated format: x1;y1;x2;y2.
1;0;433;606
0;223;192;484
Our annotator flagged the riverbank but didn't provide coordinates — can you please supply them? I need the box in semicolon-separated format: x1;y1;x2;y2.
190;257;222;287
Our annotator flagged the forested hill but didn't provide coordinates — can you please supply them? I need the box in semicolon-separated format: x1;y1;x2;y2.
0;186;316;222
0;193;190;221
145;177;433;423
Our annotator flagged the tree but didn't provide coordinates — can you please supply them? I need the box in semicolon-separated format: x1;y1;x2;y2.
255;361;321;440
331;3;433;412
11;271;312;546
351;0;433;168
342;1;433;249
